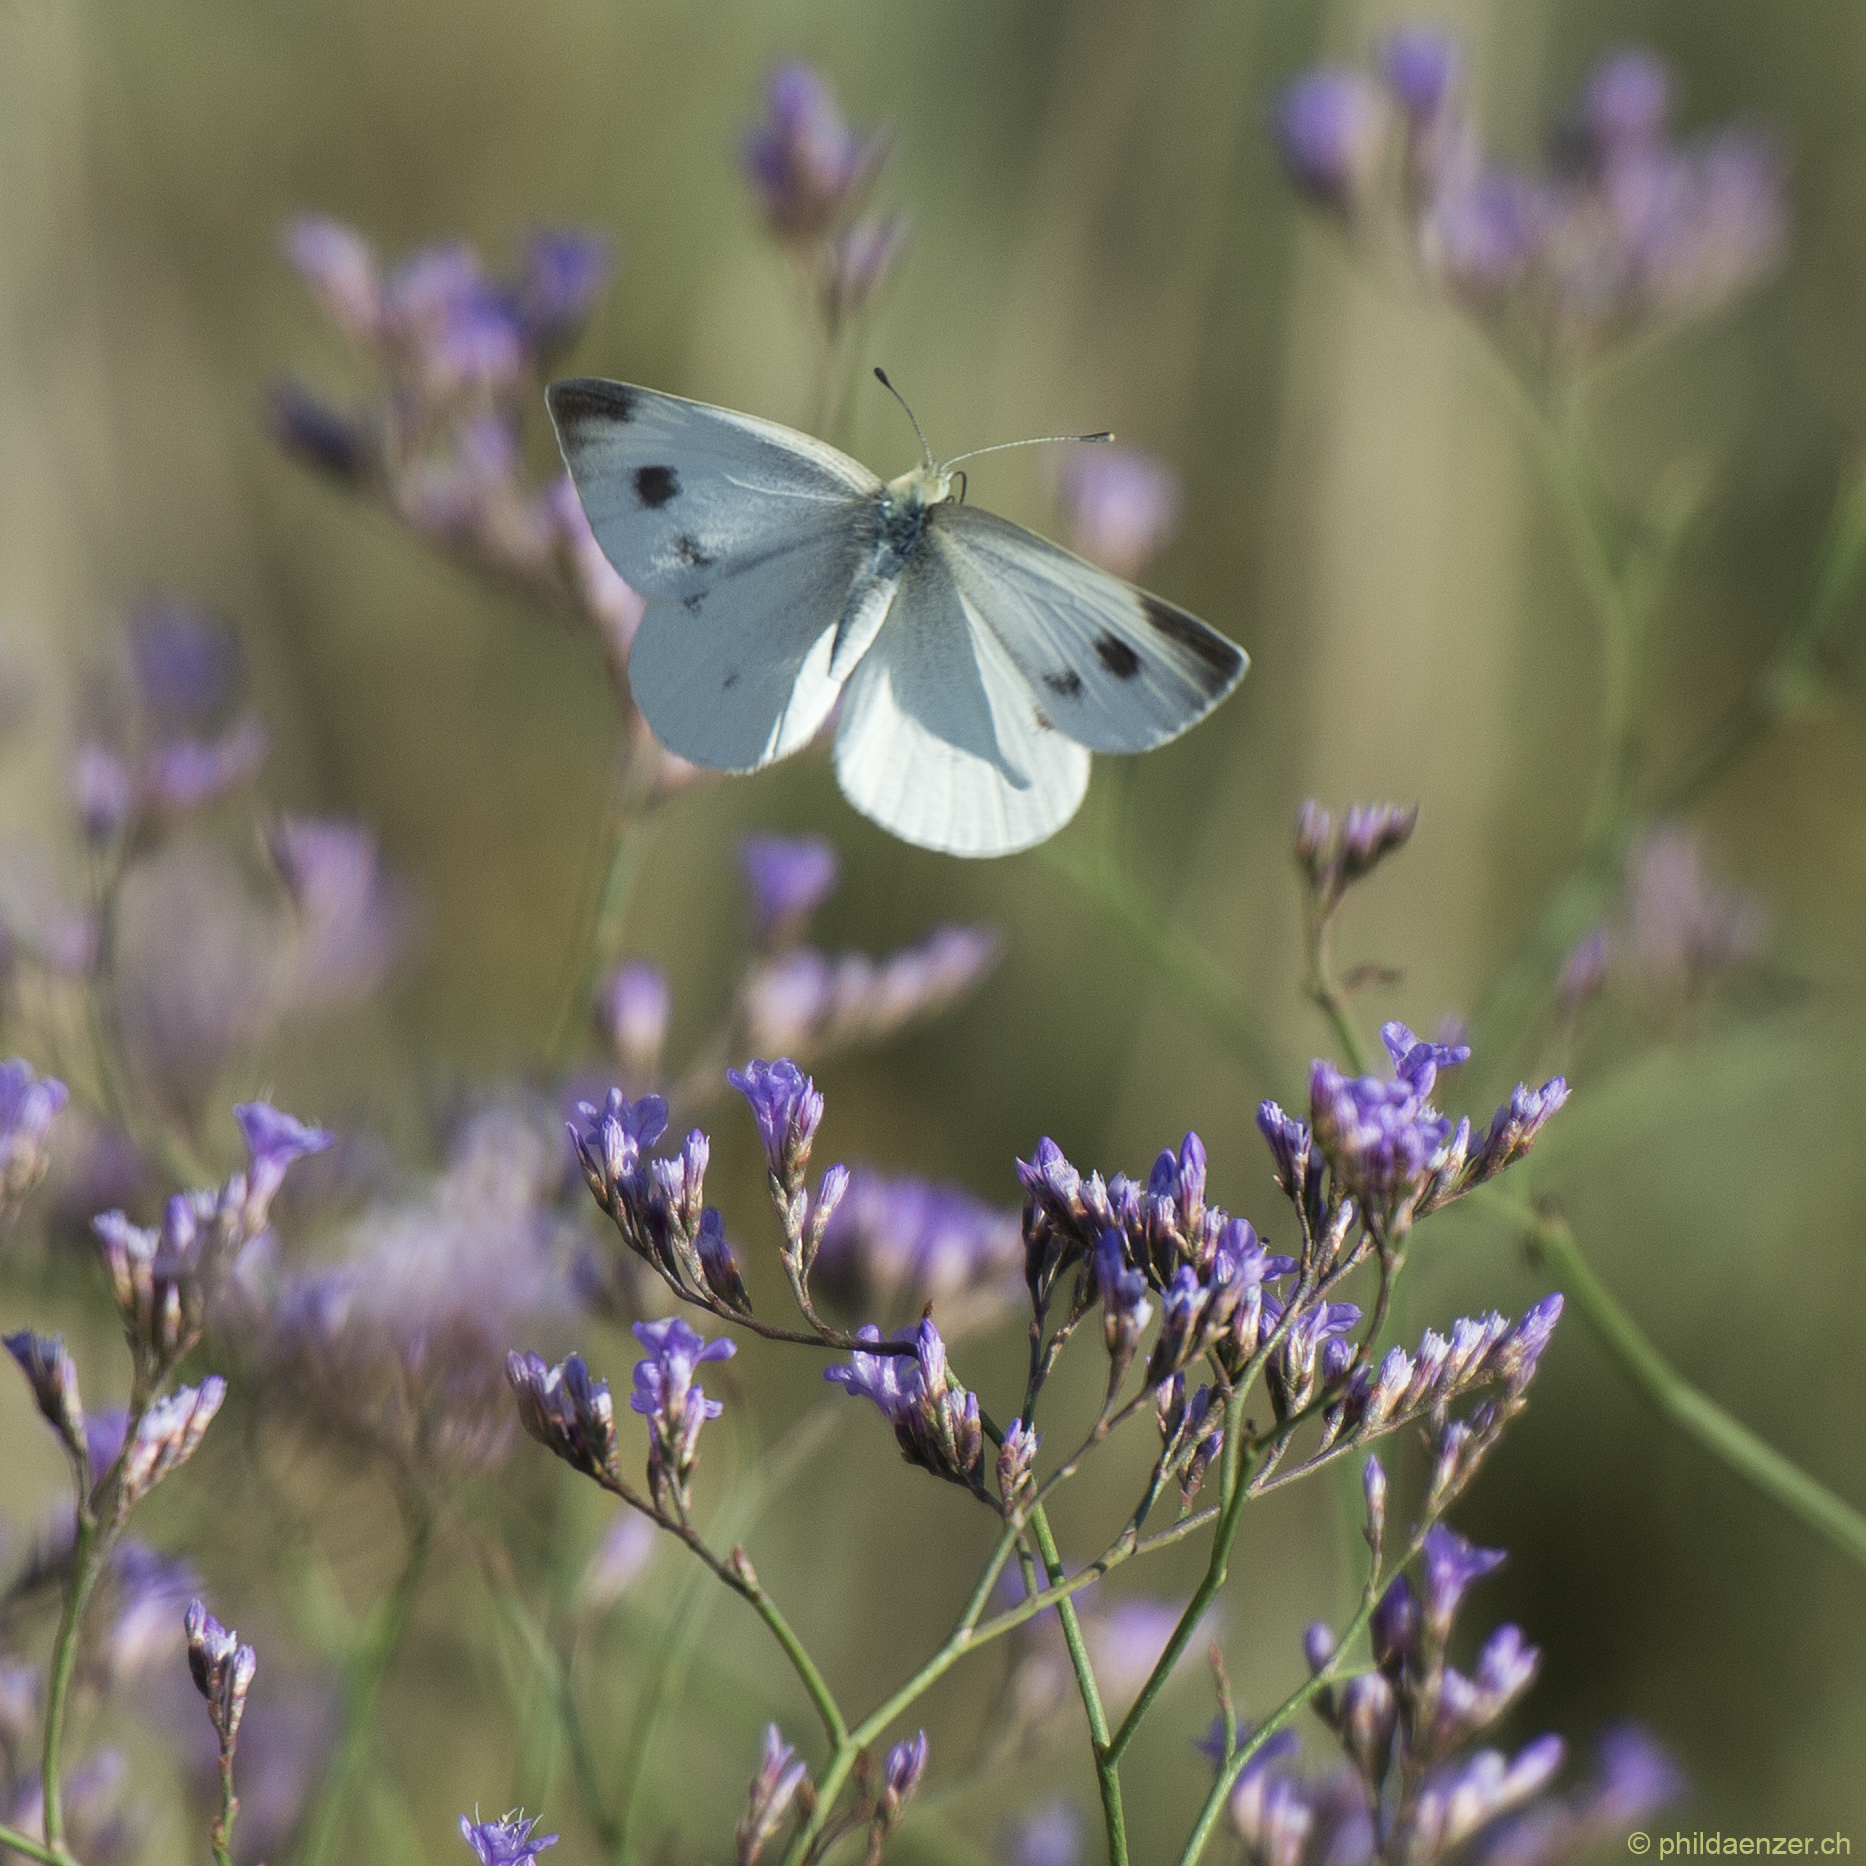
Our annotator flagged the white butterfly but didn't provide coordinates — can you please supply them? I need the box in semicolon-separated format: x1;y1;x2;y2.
547;374;1248;858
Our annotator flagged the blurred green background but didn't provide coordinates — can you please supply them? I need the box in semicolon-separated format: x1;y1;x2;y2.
3;0;1865;1860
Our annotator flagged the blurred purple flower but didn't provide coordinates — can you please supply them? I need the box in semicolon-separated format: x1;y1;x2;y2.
1060;446;1183;581
515;229;612;352
823;210;913;328
598;960;672;1077
738;1724;810;1866
1380;27;1462;123
812;1166;1022;1322
1621;825;1768;1011
127;602;245;732
743;64;890;243
1004;1803;1082;1866
269;816;410;1010
1274;69;1386;213
740;834;840;937
1;1057;68;1224
281;215;382;343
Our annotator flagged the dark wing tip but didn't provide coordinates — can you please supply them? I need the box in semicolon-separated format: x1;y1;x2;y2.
1138;593;1246;695
546;378;640;434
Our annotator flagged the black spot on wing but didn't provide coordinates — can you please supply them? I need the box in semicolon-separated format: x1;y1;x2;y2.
635;465;679;508
674;533;714;568
723;671;740;690
1042;669;1084;698
1094;634;1142;680
1140;594;1244;690
683;593;705;615
1033;707;1054;732
547;379;637;429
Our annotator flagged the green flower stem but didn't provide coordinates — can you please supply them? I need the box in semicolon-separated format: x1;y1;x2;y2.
1105;1387;1250;1768
1303;896;1374;1077
1026;1503;1127;1866
1476;1186;1866;1571
39;1505;101;1860
0;1824;65;1866
211;1743;240;1866
296;1507;434;1866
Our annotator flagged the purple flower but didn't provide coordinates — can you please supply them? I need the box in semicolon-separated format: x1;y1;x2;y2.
382;243;527;392
879;1730;928;1820
1275;69;1386;212
1380;1021;1471;1096
729;1057;825;1193
128;601;245;730
1308;1053;1454;1233
740;834;840;936
235;1101;336;1232
1556;925;1610;1013
743;64;889;243
737;1724;810;1865
823;1322;921;1420
1422;1524;1508;1637
1380;27;1462;122
1429;168;1545;299
1060;446;1184;580
825;1319;983;1492
185;1599;257;1750
6;1329;84;1453
598;962;672;1076
266;380;375;483
269;817;408;1011
1005;1803;1082;1866
143;716;269;817
1;1057;69;1222
1622;825;1769;1004
460;1811;558;1866
515;229;612;351
630;1317;735;1517
812;1167;1021;1320
1468;1079;1569;1183
281;215;382;343
509;1351;619;1482
1579;51;1672;156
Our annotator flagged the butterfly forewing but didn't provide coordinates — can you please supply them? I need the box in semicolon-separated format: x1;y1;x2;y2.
548;379;889;772
834;550;1091;856
926;504;1247;755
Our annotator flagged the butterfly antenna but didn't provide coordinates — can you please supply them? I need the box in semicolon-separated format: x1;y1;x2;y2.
874;368;935;471
940;430;1114;471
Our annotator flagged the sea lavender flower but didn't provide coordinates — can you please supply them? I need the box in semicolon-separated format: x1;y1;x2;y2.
1295;799;1418;913
740;834;840;938
825;1318;986;1495
1473;1725;1684;1866
1380;25;1462;125
127;601;245;731
97;1544;200;1683
1619;824;1768;1013
5;1329;84;1459
281;215;382;343
598;961;672;1077
575;1511;658;1616
743;64;890;244
460;1810;558;1866
1274;68;1387;214
737;1724;810;1865
875;1730;928;1831
729;1057;825;1197
1060;446;1184;581
185;1601;257;1751
629;1316;735;1519
508;1352;619;1483
112;1379;226;1525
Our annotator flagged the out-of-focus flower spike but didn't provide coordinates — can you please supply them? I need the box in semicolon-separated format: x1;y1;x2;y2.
1060;445;1184;581
114;1378;226;1524
598;961;672;1078
737;1724;810;1865
1275;69;1387;215
281;216;382;344
0;1058;68;1228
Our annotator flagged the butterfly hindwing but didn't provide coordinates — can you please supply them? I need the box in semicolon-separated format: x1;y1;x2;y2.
926;503;1247;755
834;548;1091;857
548;379;889;772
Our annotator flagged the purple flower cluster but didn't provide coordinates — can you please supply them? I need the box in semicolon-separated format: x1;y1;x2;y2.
737;1724;811;1866
70;602;269;849
628;1316;735;1520
824;1318;986;1495
460;1810;558;1866
272;218;655;683
741;923;1000;1060
1275;31;1785;360
1274;1022;1567;1243
267;816;410;1011
741;832;841;939
0;1057;68;1226
742;65;910;333
570;1088;748;1314
1210;1529;1683;1866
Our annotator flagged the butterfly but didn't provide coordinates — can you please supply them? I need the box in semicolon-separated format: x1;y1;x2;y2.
547;373;1248;857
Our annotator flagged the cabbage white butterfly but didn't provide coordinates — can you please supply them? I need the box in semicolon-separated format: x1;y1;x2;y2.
547;372;1247;857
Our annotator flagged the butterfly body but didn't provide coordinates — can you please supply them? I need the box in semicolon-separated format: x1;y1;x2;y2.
548;378;1247;857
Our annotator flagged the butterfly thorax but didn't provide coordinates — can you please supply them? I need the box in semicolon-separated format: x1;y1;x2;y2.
877;465;956;562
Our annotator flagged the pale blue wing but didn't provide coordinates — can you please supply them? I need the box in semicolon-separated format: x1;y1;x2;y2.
926;503;1247;754
833;549;1090;858
548;378;890;772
